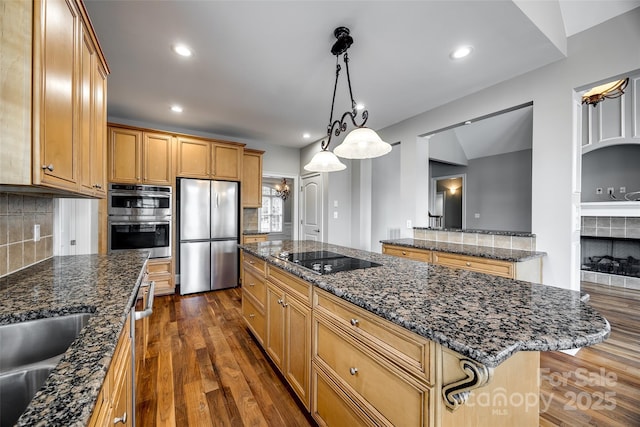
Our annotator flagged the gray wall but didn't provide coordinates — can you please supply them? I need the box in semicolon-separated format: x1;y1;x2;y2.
581;145;640;202
373;9;640;290
371;143;402;252
431;149;532;232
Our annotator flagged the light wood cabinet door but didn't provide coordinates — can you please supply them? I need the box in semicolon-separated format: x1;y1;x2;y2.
266;282;286;370
108;127;142;184
147;258;173;296
78;24;94;194
242;149;264;207
92;61;108;196
285;295;311;409
382;244;432;263
176;137;210;178
212;142;242;180
33;0;80;191
143;132;172;185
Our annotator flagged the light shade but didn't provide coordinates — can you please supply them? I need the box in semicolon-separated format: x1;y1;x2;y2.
333;127;392;159
304;150;346;172
582;78;628;106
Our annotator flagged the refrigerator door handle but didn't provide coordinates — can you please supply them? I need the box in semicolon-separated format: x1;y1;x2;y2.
216;193;220;208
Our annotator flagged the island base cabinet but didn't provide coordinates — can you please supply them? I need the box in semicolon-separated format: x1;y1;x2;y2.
242;292;266;345
265;277;312;410
313;314;430;426
312;363;377;427
437;348;539;427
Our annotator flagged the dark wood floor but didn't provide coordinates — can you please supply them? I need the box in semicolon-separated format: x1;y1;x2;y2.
136;282;640;427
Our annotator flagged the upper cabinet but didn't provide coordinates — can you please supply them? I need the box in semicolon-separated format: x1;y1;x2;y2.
582;75;640;154
242;149;264;208
0;0;109;197
176;137;244;181
108;126;173;185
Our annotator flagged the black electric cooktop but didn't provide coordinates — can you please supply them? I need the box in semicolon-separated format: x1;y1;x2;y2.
277;250;382;275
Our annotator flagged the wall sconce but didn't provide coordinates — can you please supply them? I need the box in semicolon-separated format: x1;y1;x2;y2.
275;178;290;201
582;78;629;107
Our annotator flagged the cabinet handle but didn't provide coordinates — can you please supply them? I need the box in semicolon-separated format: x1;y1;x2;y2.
41;164;54;171
249;313;255;319
349;367;358;376
94;184;103;189
466;262;471;267
402;251;407;255
113;412;127;424
249;282;255;287
283;302;289;308
350;318;359;327
249;260;255;265
277;299;283;305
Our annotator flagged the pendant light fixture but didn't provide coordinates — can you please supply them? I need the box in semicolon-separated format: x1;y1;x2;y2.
275;178;291;201
582;78;629;107
304;27;391;172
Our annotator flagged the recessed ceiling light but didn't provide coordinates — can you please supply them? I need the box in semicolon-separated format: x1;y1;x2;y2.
171;105;183;113
303;133;311;139
172;44;193;57
450;46;473;60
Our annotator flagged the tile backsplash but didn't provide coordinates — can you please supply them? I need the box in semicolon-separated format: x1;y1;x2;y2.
243;208;259;231
413;228;537;251
0;193;54;277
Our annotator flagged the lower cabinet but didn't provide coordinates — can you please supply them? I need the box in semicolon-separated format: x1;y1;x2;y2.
265;275;312;409
147;258;173;295
382;244;542;282
312;288;432;427
242;233;268;244
89;314;133;426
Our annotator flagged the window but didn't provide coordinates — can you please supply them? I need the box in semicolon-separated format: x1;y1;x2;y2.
259;186;283;233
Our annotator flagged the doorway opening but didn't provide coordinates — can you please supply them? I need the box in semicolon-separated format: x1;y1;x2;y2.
430;174;466;229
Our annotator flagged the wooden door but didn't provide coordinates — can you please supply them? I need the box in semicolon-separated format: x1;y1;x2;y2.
301;174;323;241
212;142;242;180
285;296;311;409
143;132;172;185
266;282;285;371
242;150;263;207
34;0;80;190
109;127;142;184
176;136;210;178
92;61;107;196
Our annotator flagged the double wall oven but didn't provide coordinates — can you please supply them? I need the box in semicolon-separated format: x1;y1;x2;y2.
108;184;172;258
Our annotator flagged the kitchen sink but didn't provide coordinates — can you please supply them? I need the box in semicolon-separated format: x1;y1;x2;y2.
0;313;93;427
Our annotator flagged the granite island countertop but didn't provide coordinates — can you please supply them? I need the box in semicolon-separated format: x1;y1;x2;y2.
380;238;546;262
0;252;149;426
239;240;609;369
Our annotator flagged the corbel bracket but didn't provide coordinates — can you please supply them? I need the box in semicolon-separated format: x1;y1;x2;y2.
442;358;494;411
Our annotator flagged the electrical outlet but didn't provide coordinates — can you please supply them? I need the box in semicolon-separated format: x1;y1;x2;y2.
607;187;615;195
406;220;412;229
333;211;338;219
33;224;40;242
620;186;626;194
596;188;603;194
474;213;480;219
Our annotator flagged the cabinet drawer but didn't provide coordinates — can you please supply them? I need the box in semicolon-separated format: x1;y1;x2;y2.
243;267;266;307
267;265;312;306
243;234;268;244
150;273;174;296
314;289;430;382
147;259;171;275
312;364;375;427
433;252;514;278
242;292;266;345
382;245;432;263
243;253;265;275
314;319;429;427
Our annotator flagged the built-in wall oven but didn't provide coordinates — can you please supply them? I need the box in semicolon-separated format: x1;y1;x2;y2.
108;184;172;258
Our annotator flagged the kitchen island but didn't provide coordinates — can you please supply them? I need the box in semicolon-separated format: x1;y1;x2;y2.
0;252;148;426
239;240;610;426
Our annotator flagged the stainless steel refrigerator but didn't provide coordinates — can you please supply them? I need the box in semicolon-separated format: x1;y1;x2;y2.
178;178;239;295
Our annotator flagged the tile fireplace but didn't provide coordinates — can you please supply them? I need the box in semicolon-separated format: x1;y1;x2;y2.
581;216;640;289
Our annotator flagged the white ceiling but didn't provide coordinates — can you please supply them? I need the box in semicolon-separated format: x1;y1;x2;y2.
84;0;640;149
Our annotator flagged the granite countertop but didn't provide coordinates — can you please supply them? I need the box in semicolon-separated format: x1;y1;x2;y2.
381;238;546;262
0;252;149;426
412;227;536;237
239;240;609;368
